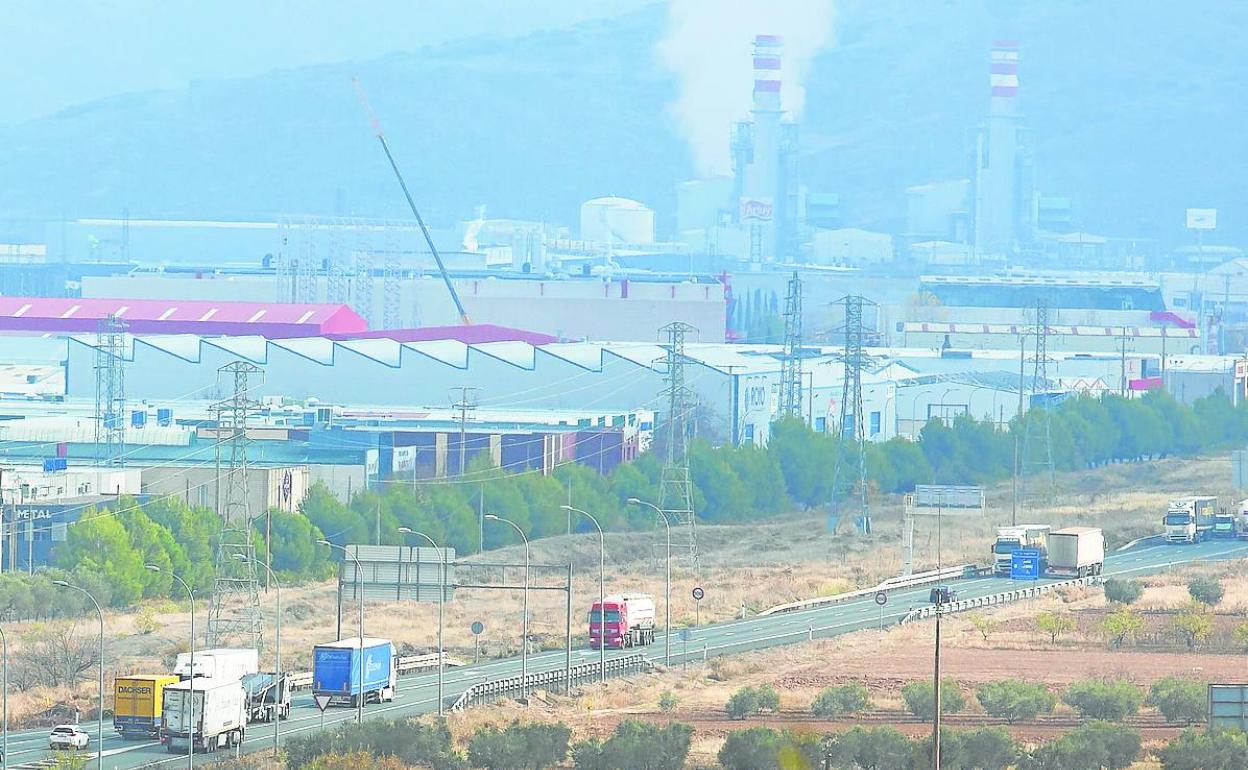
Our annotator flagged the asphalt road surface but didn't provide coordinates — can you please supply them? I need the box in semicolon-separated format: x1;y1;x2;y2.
6;537;1244;770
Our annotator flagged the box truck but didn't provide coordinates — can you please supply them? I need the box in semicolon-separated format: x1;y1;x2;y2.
312;637;397;707
991;525;1050;575
174;648;259;682
1164;496;1217;544
113;674;180;738
160;677;247;754
1046;527;1105;577
589;593;656;649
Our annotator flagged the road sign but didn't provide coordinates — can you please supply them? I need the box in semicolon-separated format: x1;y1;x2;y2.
874;591;888;606
678;628;693;642
1187;208;1217;230
313;694;333;712
691;587;704;601
1010;548;1042;580
471;621;484;635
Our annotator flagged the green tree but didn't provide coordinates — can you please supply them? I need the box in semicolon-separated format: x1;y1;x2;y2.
1234;620;1248;651
263;509;331;579
299;482;368;549
1020;721;1140;770
718;727;782;770
827;726;913;770
1099;605;1144;648
1158;728;1248;770
118;502;189;598
1062;680;1142;721
1172;602;1215;650
1103;578;1143;604
54;508;145;606
810;683;872;718
975;680;1055;723
968;613;999;642
961;727;1018;770
1035;611;1077;644
579;720;691;770
725;685;779;720
1147;678;1208;725
1187;575;1225;606
901;679;965;722
141;496;219;593
657;691;677;714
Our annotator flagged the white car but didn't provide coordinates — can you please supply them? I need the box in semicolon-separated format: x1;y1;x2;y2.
49;725;90;750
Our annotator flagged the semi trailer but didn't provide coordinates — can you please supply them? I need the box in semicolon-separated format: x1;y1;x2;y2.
992;525;1050;575
589;593;656;649
160;677;247;753
1046;527;1105;577
312;637;397;707
174;648;259;682
1164;496;1217;544
113;675;180;738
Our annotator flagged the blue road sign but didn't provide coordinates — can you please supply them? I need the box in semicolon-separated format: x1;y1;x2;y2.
1011;548;1042;580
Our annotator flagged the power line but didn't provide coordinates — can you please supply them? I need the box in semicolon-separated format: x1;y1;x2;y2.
830;295;876;534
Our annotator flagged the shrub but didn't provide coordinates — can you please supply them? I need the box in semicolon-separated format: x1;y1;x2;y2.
725;685;779;720
976;680;1056;723
811;683;872;719
824;726;913;770
657;690;677;713
133;606;161;636
961;727;1019;770
718;727;782;770
1147;678;1208;725
1103;578;1143;604
901;679;964;722
284;717;464;770
1062;680;1143;721
468;722;569;770
968;613;1000;641
1187;575;1224;606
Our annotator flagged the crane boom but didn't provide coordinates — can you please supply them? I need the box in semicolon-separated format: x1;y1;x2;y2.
353;77;471;325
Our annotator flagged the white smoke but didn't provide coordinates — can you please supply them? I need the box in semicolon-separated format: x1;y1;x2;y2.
658;0;837;176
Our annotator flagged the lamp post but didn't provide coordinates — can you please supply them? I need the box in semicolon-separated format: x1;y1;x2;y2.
146;565;193;770
561;506;605;682
52;581;103;770
317;540;365;723
234;554;282;754
484;515;529;699
627;498;671;667
397;527;446;715
0;622;8;770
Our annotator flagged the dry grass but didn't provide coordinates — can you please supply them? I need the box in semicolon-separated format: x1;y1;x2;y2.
5;455;1236;730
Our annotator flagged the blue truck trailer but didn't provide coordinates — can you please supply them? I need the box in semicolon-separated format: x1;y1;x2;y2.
312;637;397;707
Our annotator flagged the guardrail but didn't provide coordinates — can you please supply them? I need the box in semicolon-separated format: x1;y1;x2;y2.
758;564;973;616
900;575;1103;623
287;652;462;691
450;654;651;711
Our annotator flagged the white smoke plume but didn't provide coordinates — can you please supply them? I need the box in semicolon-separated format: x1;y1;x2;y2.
658;0;837;176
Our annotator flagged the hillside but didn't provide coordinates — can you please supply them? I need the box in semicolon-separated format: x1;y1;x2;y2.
0;0;1243;246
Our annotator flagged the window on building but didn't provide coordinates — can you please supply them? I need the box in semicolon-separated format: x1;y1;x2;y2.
870;411;882;435
815;416;827;433
744;424;755;443
843;413;854;433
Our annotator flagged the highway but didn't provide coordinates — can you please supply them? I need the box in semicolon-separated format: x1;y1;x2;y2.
6;537;1245;769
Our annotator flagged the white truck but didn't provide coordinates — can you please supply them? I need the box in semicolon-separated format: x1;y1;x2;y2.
175;648;259;682
160;677;247;754
1164;496;1217;544
992;524;1050;575
1046;527;1105;577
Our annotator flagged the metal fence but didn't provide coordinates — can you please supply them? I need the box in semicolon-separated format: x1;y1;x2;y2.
901;575;1102;622
451;654;651;710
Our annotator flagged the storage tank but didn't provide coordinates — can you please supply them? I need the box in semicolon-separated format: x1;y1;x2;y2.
580;197;655;245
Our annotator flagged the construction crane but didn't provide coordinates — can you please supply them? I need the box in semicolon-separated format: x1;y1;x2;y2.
353;77;471;325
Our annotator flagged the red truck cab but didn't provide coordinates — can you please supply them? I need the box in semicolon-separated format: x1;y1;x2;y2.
589;593;655;649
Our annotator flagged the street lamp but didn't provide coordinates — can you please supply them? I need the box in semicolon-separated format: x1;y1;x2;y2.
627;498;671;667
397;527;446;715
146;565;193;770
234;554;282;754
483;515;529;699
52;581;103;770
1;622;8;770
561;506;605;683
317;540;365;723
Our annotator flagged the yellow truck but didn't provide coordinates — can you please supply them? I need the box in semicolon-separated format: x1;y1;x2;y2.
114;675;180;738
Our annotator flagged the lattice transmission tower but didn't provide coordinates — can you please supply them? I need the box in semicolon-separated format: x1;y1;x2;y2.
778;271;804;417
207;361;265;649
353;220;375;327
383;224;403;329
1020;299;1055;495
657;322;699;570
829;295;876;534
93;315;127;466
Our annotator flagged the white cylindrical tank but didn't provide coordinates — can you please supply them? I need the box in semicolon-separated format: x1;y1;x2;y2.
580;197;655;245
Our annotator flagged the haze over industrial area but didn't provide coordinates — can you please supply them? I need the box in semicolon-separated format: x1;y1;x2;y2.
1;2;1247;770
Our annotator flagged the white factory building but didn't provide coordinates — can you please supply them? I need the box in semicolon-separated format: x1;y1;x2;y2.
57;333;1158;447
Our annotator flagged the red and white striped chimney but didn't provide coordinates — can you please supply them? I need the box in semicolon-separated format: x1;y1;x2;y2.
752;34;783;113
989;40;1019;103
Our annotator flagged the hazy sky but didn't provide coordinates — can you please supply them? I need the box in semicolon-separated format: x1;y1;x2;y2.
2;0;651;125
